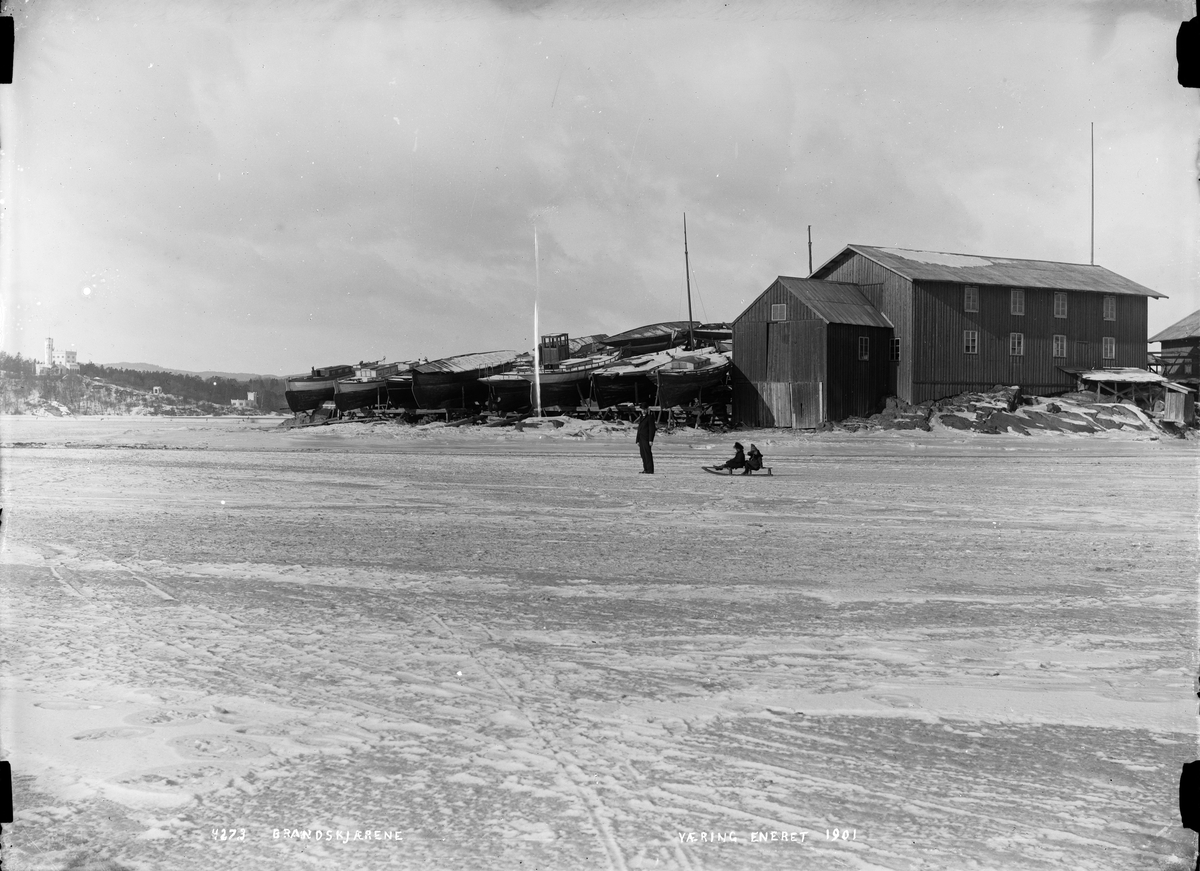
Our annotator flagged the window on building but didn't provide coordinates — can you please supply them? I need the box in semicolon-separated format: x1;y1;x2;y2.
857;337;869;360
1054;292;1067;318
889;338;901;362
1103;296;1116;321
770;303;787;321
1010;289;1025;315
1010;332;1024;356
1102;336;1115;359
1052;335;1067;358
964;285;979;312
963;330;978;355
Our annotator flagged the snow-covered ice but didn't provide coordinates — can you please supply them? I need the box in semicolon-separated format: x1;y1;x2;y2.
0;416;1196;869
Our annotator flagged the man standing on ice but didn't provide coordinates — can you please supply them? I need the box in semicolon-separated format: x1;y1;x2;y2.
635;403;656;474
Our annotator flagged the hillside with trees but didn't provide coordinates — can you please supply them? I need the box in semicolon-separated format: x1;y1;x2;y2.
0;353;288;415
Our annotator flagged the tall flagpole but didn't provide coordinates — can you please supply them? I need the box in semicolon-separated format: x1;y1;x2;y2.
683;214;695;350
1090;122;1094;265
533;228;542;416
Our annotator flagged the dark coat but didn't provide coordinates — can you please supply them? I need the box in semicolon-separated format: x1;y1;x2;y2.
636;413;656;444
720;447;746;470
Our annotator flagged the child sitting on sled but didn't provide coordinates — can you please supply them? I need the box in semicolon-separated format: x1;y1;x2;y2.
744;444;764;474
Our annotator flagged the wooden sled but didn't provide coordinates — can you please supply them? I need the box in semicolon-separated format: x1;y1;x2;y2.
703;465;772;476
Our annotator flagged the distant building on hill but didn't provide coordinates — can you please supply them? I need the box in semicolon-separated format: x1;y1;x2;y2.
733;245;1167;427
36;337;79;375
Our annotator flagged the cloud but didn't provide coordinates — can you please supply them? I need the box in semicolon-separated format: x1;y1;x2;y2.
5;1;1195;372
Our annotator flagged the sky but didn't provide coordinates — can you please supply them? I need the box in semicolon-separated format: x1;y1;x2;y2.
1;0;1197;376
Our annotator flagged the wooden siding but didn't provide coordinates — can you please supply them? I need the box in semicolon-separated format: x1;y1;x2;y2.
825;323;894;420
814;255;915;402
732;280;827;426
1159;338;1199;380
911;281;1151;402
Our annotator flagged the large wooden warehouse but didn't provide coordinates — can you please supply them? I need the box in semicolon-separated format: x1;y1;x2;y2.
732;245;1167;426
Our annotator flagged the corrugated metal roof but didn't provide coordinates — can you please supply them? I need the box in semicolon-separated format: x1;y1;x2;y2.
818;245;1166;298
776;277;894;328
1150;308;1200;342
413;350;521;374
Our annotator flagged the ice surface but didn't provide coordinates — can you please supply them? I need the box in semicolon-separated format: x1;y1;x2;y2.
0;417;1196;870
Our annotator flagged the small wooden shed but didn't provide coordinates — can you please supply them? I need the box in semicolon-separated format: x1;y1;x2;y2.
732;277;894;427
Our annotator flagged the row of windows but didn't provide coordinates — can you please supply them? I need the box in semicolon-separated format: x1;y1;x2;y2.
771;293;1120;325
964;286;1117;320
855;337;902;361
963;331;1116;359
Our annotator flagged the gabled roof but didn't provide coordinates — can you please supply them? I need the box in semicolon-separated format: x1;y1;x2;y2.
814;244;1166;298
776;277;893;328
1150;308;1200;343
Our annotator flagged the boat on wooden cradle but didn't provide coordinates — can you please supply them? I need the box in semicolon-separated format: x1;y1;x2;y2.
411;350;522;409
335;361;403;413
284;363;356;413
653;348;731;407
481;372;532;413
384;370;419;409
483;351;621;412
527;351;622;410
590;346;693;408
598;321;696;356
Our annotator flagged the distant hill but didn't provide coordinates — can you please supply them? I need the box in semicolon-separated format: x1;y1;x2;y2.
105;362;286;381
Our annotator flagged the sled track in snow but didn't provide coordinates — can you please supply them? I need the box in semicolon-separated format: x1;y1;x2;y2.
419;609;630;871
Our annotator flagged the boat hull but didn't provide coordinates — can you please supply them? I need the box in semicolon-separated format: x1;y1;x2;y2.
484;375;532;413
285;378;338;413
591;372;657;408
654;363;730;407
334;378;388;412
412;369;513;409
385;375;418;409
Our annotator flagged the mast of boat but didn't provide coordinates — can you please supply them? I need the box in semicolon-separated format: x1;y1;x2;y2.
533;227;542;417
683;213;695;351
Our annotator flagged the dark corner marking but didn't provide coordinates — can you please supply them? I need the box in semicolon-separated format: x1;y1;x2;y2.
1182;754;1200;871
0;759;11;822
1179;5;1200;88
0;14;12;86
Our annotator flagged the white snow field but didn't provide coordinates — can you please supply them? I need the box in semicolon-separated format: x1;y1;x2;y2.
0;416;1196;870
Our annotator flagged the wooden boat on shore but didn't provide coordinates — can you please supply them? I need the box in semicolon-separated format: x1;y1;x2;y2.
484;351;621;412
334;361;402;413
411;350;521;409
384;371;418;409
284;364;355;413
590;347;692;408
599;321;696;356
480;373;531;413
653;349;731;407
527;351;621;410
